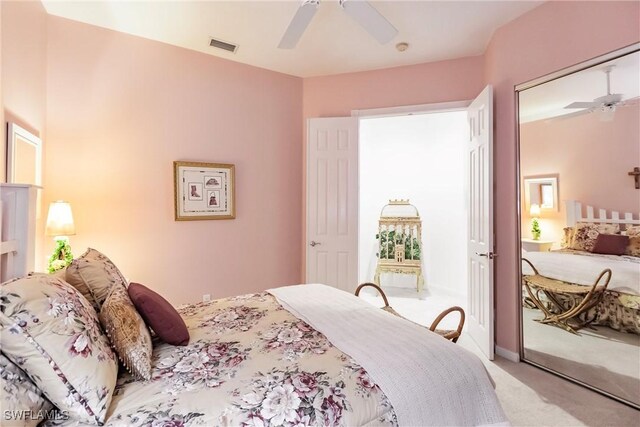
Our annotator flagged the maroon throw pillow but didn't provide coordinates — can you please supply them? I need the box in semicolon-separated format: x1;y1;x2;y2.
591;234;629;256
128;282;189;346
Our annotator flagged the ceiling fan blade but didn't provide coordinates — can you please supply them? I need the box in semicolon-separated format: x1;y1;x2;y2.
278;0;319;49
564;101;598;109
340;0;398;44
550;109;595;121
621;96;640;107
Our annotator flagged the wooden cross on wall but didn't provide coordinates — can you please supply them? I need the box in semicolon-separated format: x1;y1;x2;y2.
629;167;640;189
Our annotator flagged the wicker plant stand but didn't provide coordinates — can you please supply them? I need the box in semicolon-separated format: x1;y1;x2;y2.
522;258;612;335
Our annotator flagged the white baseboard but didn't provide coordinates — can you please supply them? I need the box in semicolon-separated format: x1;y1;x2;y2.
496;345;520;362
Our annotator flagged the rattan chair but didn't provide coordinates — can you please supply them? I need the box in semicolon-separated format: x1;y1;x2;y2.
354;283;465;343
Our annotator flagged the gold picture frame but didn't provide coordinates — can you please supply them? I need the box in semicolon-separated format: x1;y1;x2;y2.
174;161;235;220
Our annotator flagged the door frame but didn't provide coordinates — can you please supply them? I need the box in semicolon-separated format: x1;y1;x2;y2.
305;101;473;286
351;100;471;119
350;100;472;288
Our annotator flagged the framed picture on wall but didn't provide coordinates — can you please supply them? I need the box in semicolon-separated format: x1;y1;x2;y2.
174;161;235;220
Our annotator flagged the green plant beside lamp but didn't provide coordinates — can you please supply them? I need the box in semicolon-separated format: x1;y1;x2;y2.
530;203;542;240
45;201;75;273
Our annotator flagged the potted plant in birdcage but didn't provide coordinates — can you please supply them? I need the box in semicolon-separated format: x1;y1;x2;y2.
374;200;424;292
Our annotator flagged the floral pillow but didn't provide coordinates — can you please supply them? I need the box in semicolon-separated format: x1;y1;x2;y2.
99;284;153;380
626;236;640;257
1;353;54;427
65;248;128;311
570;222;620;252
0;275;117;425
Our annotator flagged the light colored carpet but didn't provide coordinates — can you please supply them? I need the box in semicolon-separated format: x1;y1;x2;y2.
359;286;640;426
523;307;640;406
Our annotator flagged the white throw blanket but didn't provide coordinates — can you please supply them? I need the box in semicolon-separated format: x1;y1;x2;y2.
269;284;509;427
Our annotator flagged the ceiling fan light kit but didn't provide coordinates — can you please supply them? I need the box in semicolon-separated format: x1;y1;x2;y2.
562;64;638;121
279;0;397;49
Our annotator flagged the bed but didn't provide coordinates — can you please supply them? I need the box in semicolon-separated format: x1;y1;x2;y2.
521;200;640;334
0;184;508;427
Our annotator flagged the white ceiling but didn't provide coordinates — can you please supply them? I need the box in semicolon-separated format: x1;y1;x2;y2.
42;0;543;78
519;51;640;123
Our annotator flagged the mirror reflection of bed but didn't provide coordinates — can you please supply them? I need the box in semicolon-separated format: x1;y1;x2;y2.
518;48;640;409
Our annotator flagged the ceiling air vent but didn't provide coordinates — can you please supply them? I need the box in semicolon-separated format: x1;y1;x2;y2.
209;37;238;53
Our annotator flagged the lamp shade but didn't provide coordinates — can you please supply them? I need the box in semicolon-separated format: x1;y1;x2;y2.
529;203;541;217
45;201;76;237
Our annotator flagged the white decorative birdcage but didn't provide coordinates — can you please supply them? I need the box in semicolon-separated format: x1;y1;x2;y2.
374;199;424;292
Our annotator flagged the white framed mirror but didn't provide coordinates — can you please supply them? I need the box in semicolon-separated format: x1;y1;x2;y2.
6;123;42;185
523;175;559;212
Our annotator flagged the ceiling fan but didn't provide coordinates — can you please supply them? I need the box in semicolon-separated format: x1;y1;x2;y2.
562;65;639;121
278;0;398;49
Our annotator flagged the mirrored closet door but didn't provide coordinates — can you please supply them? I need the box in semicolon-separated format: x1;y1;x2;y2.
517;46;640;408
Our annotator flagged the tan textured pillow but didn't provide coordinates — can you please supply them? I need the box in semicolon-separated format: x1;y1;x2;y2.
625;225;640;237
0;275;117;425
626;236;640;257
570;222;620;252
65;248;128;311
560;227;575;249
99;284;153;380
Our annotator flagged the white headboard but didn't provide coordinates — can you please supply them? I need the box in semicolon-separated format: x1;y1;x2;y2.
1;184;39;282
565;200;640;228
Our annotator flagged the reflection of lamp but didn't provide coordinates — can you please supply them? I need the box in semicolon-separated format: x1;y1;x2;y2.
530;203;541;240
45;201;76;273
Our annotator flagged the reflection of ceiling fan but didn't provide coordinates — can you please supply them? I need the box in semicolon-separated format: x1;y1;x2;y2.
562;65;640;121
278;0;397;49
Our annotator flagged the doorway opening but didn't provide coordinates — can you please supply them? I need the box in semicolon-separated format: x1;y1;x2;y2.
357;110;469;330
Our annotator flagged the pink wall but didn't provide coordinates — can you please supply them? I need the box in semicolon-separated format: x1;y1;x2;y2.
1;0;47;182
485;0;640;353
44;16;303;304
303;56;485;118
520;105;640;243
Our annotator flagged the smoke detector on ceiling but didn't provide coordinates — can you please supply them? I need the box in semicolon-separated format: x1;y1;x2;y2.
396;42;409;52
209;37;238;54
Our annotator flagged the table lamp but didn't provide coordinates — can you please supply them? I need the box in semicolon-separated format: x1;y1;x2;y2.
45;201;76;273
530;203;541;240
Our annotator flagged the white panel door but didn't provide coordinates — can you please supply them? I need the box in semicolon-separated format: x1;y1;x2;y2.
467;86;495;360
307;117;358;292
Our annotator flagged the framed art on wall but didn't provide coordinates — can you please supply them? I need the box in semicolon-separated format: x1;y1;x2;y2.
174;161;235;220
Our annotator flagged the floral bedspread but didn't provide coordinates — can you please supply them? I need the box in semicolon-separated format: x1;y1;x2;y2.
58;293;398;426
